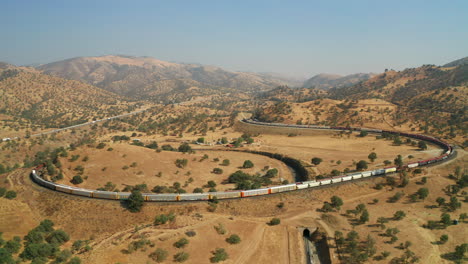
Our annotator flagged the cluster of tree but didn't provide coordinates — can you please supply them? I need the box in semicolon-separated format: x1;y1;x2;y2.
175;159;188;168
227;170;273;190
151;182;187;194
321;196;344;212
345;203;369;224
0;219;81;264
335;231;377;263
154;213;176;226
0;187;16;200
111;135;131;142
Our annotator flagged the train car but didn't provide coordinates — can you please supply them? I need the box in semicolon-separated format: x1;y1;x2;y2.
71;188;93;197
319;179;332;185
362;171;372;178
117;192;131;200
342;175;353;181
179;193;210;201
331;177;343;183
55;184;73;194
146;194;179;201
349;173;362;180
305;181;320;188
372;169;385;176
241;188;269;197
296;182;309;189
270;184;297;193
384;167;397;174
407;163;419;168
93;191;119;199
209;191;241;200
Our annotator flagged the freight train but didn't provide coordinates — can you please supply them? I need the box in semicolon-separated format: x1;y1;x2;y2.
30;119;454;202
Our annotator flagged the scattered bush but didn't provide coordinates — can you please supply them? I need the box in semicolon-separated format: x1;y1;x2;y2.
210;248;228;263
154;213;176;225
311;157;322;166
5;190;16;199
226;234;241;244
174;252;189;262
173;238;189;248
70;175;83;185
149;248;168;263
185;230;196;237
214;223;227;235
242;160;254;168
212;168;223;174
268;218;280;226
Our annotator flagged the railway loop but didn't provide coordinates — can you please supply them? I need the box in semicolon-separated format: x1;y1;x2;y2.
31;119;455;202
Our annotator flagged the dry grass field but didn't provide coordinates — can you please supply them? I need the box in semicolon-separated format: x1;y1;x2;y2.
1;150;465;263
57;145;293;191
1;125;464;264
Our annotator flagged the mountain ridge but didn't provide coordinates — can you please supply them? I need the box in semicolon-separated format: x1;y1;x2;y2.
36;55;301;101
303;72;375;90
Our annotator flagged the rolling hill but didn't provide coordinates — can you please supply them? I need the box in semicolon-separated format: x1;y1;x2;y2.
303;73;374;90
0;67;138;128
37;55;298;101
443;56;468;67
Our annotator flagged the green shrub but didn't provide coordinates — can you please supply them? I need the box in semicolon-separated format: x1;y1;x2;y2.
242;160;254;168
269;218;280;226
174;238;189;248
214;223;226;235
149;248;168;263
5;190;16;199
226;234;241;244
210;248;228;263
174;252;189;262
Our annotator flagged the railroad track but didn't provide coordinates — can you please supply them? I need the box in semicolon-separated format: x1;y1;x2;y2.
29;119;456;202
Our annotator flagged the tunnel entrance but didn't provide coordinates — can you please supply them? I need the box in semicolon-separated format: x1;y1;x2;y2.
303;228;310;238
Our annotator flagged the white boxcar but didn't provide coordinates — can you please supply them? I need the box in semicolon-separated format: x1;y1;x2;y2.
270;184;297;193
319;179;332;185
408;163;419;168
349;173;362;179
209;191;241;199
147;194;178;201
342;176;353;181
362;172;372;178
385;167;397;173
331;178;342;183
179;193;210;201
296;183;309;189
93;191;118;199
306;181;320;188
72;188;92;197
55;184;73;193
242;188;269;197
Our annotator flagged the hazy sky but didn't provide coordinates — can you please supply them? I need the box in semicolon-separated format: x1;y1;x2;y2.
1;0;467;77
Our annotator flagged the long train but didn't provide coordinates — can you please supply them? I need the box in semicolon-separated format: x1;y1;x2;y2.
30;119;454;202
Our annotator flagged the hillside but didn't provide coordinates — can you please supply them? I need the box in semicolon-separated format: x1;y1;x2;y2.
0;67;138;128
328;65;468;110
303;73;374;90
37;55;297;101
443;56;468;67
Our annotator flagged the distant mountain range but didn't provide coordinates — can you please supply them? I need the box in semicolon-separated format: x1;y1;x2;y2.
36;55;301;100
303;73;375;90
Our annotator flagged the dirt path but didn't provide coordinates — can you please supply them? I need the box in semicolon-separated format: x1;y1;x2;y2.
234;225;265;264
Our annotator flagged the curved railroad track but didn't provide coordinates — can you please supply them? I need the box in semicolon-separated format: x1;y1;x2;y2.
30;119;455;202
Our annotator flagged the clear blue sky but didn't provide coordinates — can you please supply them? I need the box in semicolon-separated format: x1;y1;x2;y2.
1;0;467;77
